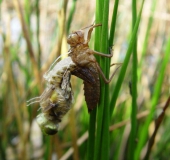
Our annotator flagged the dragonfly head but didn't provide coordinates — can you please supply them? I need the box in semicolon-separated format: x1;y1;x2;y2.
67;30;85;47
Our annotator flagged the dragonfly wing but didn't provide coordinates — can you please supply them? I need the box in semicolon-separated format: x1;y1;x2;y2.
71;65;100;112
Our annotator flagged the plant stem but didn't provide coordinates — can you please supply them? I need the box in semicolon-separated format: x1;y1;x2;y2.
110;0;145;119
134;35;170;160
128;0;137;159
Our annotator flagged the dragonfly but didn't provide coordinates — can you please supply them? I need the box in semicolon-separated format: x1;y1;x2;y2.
27;23;121;135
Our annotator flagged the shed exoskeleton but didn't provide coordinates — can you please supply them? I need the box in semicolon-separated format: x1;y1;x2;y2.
68;24;121;112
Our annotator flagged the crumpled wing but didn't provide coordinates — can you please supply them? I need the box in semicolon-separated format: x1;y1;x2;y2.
71;65;100;112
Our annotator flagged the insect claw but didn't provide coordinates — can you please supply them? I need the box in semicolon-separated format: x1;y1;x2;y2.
110;63;122;67
92;23;102;28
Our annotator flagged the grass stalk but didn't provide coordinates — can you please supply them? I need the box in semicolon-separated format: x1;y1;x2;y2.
144;96;170;160
109;0;145;119
13;0;41;90
87;0;103;159
69;108;79;160
134;35;170;160
138;0;157;80
56;0;68;58
35;0;41;69
87;109;96;159
66;0;77;34
44;137;52;160
24;0;31;25
94;0;110;159
4;44;26;160
128;0;138;159
100;0;110;159
109;0;119;46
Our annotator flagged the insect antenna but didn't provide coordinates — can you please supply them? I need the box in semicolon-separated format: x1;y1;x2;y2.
26;89;49;106
26;97;41;106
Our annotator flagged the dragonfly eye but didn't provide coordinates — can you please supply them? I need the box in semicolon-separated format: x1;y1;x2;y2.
67;33;79;46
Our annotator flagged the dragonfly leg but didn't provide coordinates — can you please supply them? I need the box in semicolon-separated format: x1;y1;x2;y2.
89;45;114;58
96;62;121;84
85;24;102;43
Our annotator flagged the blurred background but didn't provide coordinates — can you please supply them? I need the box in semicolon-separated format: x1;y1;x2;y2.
0;0;170;160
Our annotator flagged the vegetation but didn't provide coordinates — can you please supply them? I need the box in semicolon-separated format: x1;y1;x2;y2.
0;0;170;160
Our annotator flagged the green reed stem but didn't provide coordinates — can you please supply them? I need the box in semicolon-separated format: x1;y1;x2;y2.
67;0;77;34
138;0;157;80
44;136;52;160
109;0;119;46
87;0;102;159
87;109;96;160
128;0;137;159
94;0;110;160
134;35;170;160
110;0;145;119
35;0;41;69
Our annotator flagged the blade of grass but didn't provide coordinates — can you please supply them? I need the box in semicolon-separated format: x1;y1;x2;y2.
87;110;96;160
93;0;108;159
66;0;77;34
110;0;145;119
87;0;103;159
128;0;137;159
24;0;31;25
144;96;170;160
109;0;119;46
109;0;119;72
134;35;170;160
44;136;52;160
13;0;41;91
4;45;27;160
56;0;68;58
99;0;110;159
35;0;41;69
138;0;157;80
69;108;79;160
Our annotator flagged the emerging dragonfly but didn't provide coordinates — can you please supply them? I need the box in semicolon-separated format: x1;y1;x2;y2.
27;24;120;135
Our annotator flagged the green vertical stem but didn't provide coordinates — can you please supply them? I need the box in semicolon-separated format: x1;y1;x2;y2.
94;0;109;160
13;0;41;91
109;0;119;69
110;0;145;119
35;0;41;69
67;0;77;34
134;36;170;160
138;0;157;80
24;0;31;26
100;0;110;159
44;136;52;160
56;0;68;58
87;0;102;159
109;0;119;46
87;109;96;160
128;0;137;159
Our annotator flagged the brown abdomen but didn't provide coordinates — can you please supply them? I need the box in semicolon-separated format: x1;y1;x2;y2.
71;65;100;112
